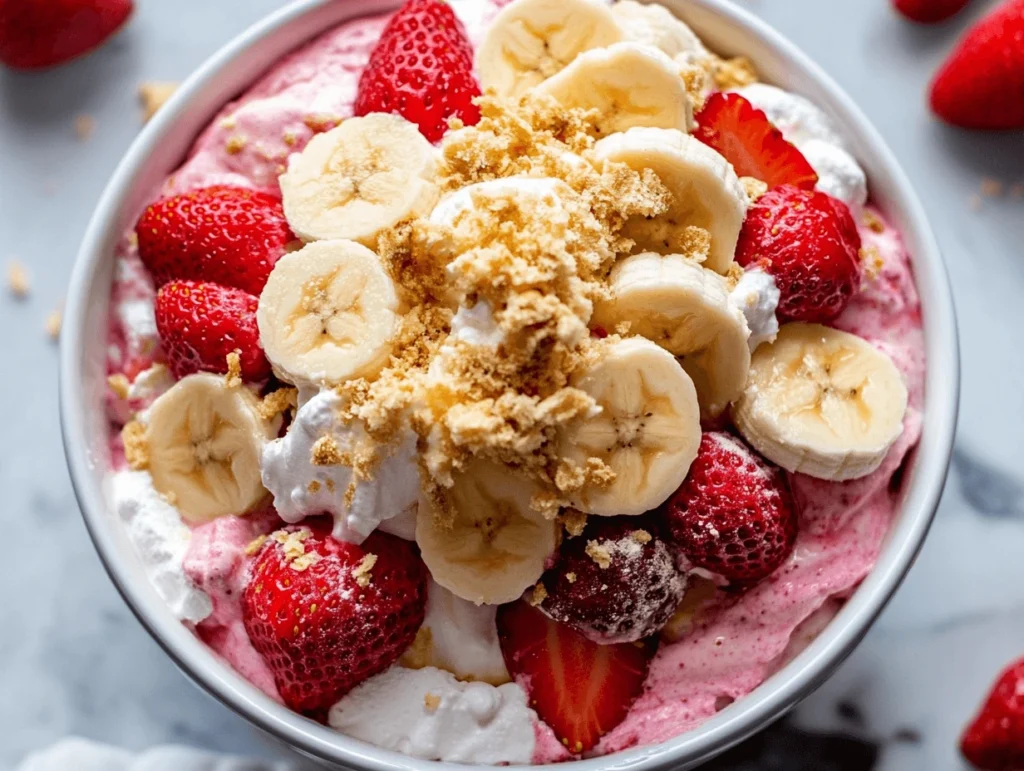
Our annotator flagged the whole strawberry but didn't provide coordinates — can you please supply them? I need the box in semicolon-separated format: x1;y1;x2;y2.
0;0;133;69
894;0;970;23
137;186;294;296
243;522;428;717
662;432;798;585
736;184;862;323
154;280;270;382
961;657;1024;770
694;92;818;190
538;516;687;644
354;0;482;143
930;0;1024;130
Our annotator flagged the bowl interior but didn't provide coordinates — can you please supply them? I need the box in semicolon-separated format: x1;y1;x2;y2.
61;1;958;769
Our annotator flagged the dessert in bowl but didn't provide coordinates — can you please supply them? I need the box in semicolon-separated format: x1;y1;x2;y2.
61;0;959;767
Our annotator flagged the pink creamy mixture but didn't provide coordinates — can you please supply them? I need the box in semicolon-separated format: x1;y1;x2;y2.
104;3;926;763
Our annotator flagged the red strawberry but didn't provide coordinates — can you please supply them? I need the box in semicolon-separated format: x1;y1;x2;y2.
736;184;862;323
497;601;654;755
354;0;482;143
0;0;133;69
693;92;818;190
929;0;1024;130
538;516;686;644
243;521;428;717
894;0;970;23
154;280;270;382
661;432;798;585
137;186;294;296
961;657;1024;770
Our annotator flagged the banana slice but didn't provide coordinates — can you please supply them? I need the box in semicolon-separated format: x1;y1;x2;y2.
593;253;751;418
558;337;701;516
733;323;909;482
257;240;400;388
417;460;558;606
594;127;747;274
610;0;709;60
146;373;278;523
279;113;439;246
476;0;624;99
534;42;694;136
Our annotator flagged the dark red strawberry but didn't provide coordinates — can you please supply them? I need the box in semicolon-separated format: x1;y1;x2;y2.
961;657;1024;770
137;186;294;296
736;184;862;323
694;92;818;190
354;0;481;143
0;0;133;69
929;0;1024;129
538;516;686;644
243;521;428;717
154;280;270;382
497;601;654;755
894;0;970;23
661;432;798;585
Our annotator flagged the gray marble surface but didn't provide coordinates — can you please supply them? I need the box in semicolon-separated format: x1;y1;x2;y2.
1;0;1022;769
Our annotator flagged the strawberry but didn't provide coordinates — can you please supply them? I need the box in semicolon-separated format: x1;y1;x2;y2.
929;0;1024;130
894;0;970;23
736;184;862;323
497;601;654;755
354;0;482;143
0;0;132;69
538;516;687;644
154;280;270;382
661;432;798;585
137;186;294;296
961;657;1024;770
693;92;818;190
243;521;428;717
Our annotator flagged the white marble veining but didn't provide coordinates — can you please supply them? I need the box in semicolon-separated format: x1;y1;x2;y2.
0;0;1022;769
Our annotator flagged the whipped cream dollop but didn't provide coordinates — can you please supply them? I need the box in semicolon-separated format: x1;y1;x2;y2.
110;471;212;623
729;268;781;352
261;389;419;543
450;300;505;349
734;83;868;211
328;666;536;764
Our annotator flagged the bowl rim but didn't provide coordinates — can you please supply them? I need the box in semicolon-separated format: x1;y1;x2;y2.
60;0;960;768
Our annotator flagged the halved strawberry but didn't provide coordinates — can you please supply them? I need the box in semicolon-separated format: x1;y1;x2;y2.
694;92;818;190
497;601;654;755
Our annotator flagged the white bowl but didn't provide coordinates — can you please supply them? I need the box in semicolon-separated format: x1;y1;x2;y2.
60;0;960;768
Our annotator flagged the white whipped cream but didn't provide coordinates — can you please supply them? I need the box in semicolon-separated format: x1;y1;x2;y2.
16;738;292;771
110;471;212;624
430;176;571;229
729;268;781;352
450;300;505;349
733;83;868;211
328;666;536;764
260;389;420;544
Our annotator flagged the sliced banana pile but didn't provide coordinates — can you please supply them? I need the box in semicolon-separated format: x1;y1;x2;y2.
593;253;751;418
733;323;909;482
594;127;748;274
557;337;701;517
257;239;401;388
146;373;279;523
417;461;559;606
535;42;694;135
279;113;439;247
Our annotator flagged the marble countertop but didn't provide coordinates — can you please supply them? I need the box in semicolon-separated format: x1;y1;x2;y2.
1;0;1021;769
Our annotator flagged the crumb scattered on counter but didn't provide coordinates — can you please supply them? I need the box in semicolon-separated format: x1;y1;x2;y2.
7;260;29;298
74;114;95;141
980;177;1005;198
139;81;179;123
45;306;62;340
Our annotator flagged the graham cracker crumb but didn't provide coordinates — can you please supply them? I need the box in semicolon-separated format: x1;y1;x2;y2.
712;55;758;90
44;306;62;340
980;177;1004;198
424;692;442;711
352;553;378;588
303;114;342;133
245;535;268;556
108;374;131;400
225;135;247;155
225;351;242;388
725;263;745;290
631;529;652;545
139;81;179;123
861;245;884;280
741;177;769;203
311;435;344;466
259;387;298;421
401;627;434;670
307;480;321;494
7;260;29;298
528;582;548;606
73;114;95;141
586;540;612;569
565;571;577;584
861;210;886;233
220;116;237;130
122;421;149;470
560;508;588;538
291;552;320;572
283;130;299;147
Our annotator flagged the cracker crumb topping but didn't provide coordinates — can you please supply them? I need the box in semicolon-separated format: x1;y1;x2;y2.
311;435;344;466
631;529;652;545
711;55;759;90
565;571;577;584
528;582;548;606
401;626;435;670
352;553;378;588
225;135;247;155
559;508;588;538
585;540;613;569
741;176;769;203
108;374;131;400
424;692;442;711
139;81;179;123
861;210;886;234
260;387;298;421
122;421;149;470
224;350;242;389
44;307;62;340
7;260;29;298
245;535;268;556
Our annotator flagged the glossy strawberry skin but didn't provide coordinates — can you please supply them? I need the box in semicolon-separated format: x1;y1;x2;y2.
894;0;970;23
961;657;1024;770
694;92;818;190
736;184;862;323
354;0;481;143
243;521;428;718
137;186;294;296
0;0;133;69
154;280;270;382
